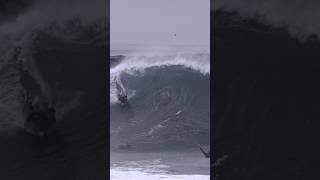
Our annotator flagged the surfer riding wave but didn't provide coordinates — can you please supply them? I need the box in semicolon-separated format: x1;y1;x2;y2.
115;80;128;106
17;59;57;137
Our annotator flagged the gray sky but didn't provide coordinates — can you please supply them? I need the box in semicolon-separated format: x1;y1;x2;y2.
111;0;210;46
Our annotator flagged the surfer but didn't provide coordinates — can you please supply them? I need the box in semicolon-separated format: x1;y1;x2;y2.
115;80;128;105
117;93;128;105
24;102;56;137
199;145;210;158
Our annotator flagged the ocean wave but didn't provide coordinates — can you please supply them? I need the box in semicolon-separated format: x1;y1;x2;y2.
0;0;107;127
110;53;210;149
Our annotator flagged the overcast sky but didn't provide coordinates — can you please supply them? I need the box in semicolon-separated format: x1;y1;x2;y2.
110;0;210;46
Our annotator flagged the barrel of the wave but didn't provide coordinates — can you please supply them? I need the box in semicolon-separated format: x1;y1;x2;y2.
23;102;56;137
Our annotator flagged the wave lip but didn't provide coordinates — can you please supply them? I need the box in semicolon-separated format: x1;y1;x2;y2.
110;53;210;104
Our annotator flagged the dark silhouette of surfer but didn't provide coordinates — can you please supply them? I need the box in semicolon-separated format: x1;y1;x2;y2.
117;93;128;105
115;81;128;106
199;146;210;158
24;101;56;137
17;60;57;137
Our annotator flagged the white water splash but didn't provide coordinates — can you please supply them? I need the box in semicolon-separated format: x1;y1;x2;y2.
111;158;210;180
111;169;210;180
110;52;210;104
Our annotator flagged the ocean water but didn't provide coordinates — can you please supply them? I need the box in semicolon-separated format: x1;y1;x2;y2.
110;151;210;180
0;1;108;179
110;44;210;179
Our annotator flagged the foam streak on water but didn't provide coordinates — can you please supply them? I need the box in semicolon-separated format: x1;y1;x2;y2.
111;169;210;180
111;159;210;180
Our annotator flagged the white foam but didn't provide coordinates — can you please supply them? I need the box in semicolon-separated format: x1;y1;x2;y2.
110;52;210;104
175;110;182;115
111;158;210;180
110;53;210;76
111;169;210;180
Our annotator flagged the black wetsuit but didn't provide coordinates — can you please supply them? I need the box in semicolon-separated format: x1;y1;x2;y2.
118;94;128;105
26;108;56;136
26;111;46;135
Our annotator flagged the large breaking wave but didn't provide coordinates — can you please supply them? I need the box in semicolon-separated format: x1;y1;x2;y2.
0;0;108;179
110;51;210;150
0;0;107;129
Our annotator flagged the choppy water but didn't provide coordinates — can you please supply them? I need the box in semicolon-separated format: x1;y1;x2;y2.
110;151;210;180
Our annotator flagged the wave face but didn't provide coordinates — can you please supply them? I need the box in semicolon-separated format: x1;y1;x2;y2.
0;1;108;179
110;50;210;150
0;0;107;128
